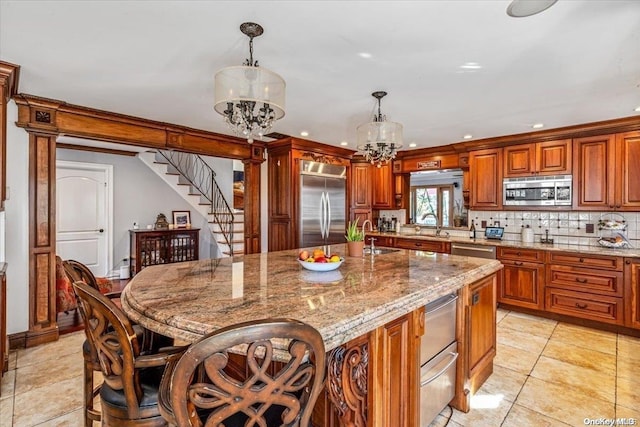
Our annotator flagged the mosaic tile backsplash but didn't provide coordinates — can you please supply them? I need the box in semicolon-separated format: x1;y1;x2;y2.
468;210;639;247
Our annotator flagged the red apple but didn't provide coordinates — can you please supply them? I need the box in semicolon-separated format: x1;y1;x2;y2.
315;257;328;263
299;250;310;261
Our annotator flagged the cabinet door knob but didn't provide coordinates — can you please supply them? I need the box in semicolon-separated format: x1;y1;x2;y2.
517;252;522;256
575;303;588;309
579;258;584;263
626;260;632;265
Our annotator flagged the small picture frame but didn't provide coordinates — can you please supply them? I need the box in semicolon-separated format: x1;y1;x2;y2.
172;210;191;228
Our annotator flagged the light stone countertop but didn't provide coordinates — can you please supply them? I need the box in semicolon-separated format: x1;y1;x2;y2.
121;244;502;351
368;231;640;257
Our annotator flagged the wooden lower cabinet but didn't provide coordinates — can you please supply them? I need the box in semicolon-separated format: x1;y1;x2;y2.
545;287;623;325
452;273;497;413
625;258;640;329
365;235;394;247
497;248;545;310
545;251;624;326
394;237;451;253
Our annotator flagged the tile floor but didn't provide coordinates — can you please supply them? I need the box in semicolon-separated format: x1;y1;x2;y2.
0;309;639;426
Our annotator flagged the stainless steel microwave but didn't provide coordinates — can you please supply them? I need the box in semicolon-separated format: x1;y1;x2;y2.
503;175;572;206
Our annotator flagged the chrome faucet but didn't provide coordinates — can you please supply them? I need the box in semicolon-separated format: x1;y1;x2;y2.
361;219;374;252
421;213;442;236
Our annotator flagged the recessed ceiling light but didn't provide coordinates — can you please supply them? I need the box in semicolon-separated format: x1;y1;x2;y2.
340;141;348;146
532;123;544;129
409;143;417;148
300;131;309;137
358;52;372;59
459;62;482;70
507;0;557;17
463;134;473;139
634;106;640;112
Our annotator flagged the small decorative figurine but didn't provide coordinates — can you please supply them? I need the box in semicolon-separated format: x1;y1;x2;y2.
154;213;169;230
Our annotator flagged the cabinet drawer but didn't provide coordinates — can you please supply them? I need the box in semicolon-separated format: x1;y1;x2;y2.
497;247;544;263
547;265;623;297
394;238;450;253
546;252;623;271
545;288;623;325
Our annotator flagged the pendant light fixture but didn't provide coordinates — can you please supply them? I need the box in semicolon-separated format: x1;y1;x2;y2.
357;91;403;167
214;22;285;143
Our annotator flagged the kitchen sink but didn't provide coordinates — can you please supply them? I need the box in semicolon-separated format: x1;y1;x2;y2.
363;247;401;255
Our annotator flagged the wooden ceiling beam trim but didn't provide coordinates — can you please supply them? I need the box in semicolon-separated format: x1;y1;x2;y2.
13;93;264;160
55;142;138;157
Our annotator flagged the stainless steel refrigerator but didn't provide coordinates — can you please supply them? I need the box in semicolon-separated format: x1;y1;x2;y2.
299;160;347;247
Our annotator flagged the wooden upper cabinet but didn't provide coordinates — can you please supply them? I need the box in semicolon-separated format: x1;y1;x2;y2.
350;162;371;208
469;148;503;209
616;131;640;209
574;132;639;211
372;163;394;209
503;139;571;177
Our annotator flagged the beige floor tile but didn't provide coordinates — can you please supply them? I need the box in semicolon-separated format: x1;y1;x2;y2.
516;377;615;425
8;351;17;370
0;395;13;426
617;376;640;411
17;331;85;368
0;368;16;399
502;403;572;427
541;339;616;375
493;343;540;374
508;311;557;326
14;350;84;395
475;365;528;403
427;406;463;427
550;323;617;355
497;325;548;354
450;395;513;427
12;375;83;426
496;308;510;324
530;356;615;403
618;334;640;362
498;313;556;339
616;405;640;423
617;352;640;381
33;408;84;426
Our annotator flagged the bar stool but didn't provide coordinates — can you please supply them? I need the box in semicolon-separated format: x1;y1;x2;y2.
158;318;326;426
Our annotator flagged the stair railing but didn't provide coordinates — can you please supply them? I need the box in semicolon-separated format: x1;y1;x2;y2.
156;149;235;252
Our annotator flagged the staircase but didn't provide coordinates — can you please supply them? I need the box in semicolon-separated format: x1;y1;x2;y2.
137;150;244;257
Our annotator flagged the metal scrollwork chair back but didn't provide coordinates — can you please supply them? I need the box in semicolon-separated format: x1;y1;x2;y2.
159;318;326;427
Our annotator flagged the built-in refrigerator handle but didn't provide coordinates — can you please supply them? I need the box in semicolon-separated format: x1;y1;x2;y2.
326;191;332;239
319;192;327;239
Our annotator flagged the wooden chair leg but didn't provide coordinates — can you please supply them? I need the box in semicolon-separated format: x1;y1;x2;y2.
83;354;101;426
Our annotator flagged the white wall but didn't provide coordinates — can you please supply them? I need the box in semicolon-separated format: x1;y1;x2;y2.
56;149;220;269
5;101;29;334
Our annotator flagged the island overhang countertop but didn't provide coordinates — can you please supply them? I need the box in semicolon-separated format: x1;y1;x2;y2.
121;244;503;351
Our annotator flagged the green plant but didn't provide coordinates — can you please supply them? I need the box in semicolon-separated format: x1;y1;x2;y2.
345;219;364;242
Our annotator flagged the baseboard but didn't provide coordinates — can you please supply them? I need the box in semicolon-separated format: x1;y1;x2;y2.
9;326;59;349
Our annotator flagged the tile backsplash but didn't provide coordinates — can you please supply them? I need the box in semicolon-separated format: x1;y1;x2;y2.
468;210;639;247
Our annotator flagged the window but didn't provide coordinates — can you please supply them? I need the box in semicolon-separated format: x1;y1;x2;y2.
410;185;454;227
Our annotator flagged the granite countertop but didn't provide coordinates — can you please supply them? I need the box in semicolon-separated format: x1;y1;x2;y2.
121;244;502;351
368;231;640;257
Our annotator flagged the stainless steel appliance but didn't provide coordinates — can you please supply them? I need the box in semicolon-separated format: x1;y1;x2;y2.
299;160;347;247
420;294;458;426
451;243;497;259
503;174;572;206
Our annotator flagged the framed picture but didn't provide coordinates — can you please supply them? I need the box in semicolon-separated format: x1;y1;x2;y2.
172;210;191;228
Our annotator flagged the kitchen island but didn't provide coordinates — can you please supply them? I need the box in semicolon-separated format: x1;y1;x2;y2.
121;244;503;426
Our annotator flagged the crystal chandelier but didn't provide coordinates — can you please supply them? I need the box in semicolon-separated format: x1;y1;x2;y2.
357;91;403;167
214;22;285;143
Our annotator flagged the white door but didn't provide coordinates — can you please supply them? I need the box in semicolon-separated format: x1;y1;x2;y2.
56;161;113;276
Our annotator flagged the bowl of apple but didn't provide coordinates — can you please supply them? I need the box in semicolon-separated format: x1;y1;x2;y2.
298;248;343;272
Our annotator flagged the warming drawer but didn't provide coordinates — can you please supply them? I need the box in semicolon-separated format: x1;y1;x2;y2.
420;341;459;426
420;294;458;365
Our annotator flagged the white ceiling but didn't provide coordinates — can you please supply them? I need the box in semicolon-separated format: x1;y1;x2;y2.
2;1;639;151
